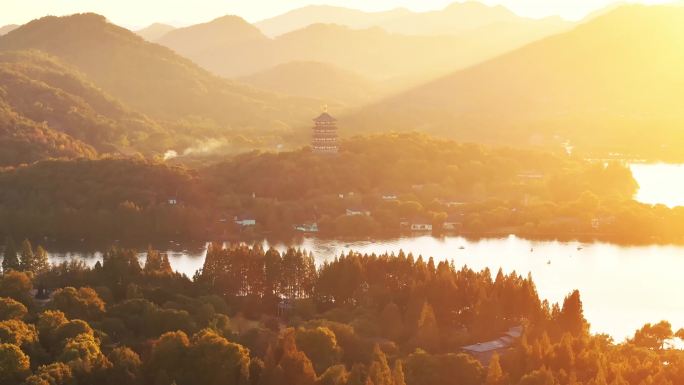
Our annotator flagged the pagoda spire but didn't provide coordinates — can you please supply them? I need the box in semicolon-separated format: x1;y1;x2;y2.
311;107;338;154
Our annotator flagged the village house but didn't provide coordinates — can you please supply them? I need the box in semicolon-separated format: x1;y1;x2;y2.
410;217;433;232
381;193;398;201
234;215;256;227
294;222;319;233
462;325;523;365
346;207;371;216
442;214;464;232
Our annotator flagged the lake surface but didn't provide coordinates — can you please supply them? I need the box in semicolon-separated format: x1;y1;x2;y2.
631;163;684;207
48;235;684;342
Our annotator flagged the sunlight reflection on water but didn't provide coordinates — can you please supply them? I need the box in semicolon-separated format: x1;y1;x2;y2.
632;163;684;207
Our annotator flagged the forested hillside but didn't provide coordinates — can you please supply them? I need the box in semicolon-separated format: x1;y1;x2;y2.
0;14;321;137
0;242;682;385
6;134;682;244
346;5;684;160
0;51;162;155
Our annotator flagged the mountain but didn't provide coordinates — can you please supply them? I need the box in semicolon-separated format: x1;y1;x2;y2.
239;61;378;105
0;100;95;166
0;50;163;156
158;8;570;83
136;23;175;41
255;2;571;37
255;5;411;37
158;20;516;81
156;15;271;77
346;5;684;160
0;14;320;134
0;24;18;36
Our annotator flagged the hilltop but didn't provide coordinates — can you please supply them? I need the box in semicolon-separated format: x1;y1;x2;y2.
346;5;684;160
240;61;380;105
255;2;570;37
0;13;320;133
135;22;175;41
158;6;570;83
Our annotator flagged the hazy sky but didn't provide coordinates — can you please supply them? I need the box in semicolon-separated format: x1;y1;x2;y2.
1;0;677;28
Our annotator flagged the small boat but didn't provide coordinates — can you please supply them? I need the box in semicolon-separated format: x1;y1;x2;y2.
530;248;534;252
577;246;583;251
458;246;465;250
547;260;551;265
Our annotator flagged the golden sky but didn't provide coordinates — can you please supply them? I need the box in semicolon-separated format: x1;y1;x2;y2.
1;0;678;28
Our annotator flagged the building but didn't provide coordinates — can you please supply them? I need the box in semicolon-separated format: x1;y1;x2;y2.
346;207;371;216
234;215;256;227
381;193;398;201
294;223;319;233
410;218;433;232
462;326;523;365
443;214;464;232
312;107;338;154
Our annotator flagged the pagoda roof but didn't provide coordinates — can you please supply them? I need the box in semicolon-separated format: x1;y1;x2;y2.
313;112;337;123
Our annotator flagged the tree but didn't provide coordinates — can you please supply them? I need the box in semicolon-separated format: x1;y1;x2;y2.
413;302;439;351
58;333;111;383
147;331;190;384
517;367;556;385
0;343;30;385
51;287;105;320
296;327;342;375
264;329;317;385
37;310;68;352
367;345;393;385
34;246;50;274
380;302;405;341
23;362;73;385
2;237;20;273
0;271;32;306
485;353;504;385
107;346;142;385
0;319;39;347
0;297;27;321
19;239;35;273
392;360;406;385
317;364;349;385
187;329;251;385
558;291;587;337
632;321;673;350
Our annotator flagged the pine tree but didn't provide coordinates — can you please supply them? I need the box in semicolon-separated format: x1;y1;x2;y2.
2;237;20;273
34;245;50;274
19;239;34;272
485;353;504;385
367;345;392;385
392;360;406;385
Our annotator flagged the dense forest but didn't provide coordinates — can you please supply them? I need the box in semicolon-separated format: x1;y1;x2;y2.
0;133;683;244
0;241;682;385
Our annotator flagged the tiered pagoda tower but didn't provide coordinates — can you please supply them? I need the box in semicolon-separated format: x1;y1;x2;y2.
311;107;338;154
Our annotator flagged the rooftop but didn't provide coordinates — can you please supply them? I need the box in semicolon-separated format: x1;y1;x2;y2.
313;112;337;123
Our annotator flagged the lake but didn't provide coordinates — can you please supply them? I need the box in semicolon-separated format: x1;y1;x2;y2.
43;163;684;343
48;235;684;342
631;162;684;207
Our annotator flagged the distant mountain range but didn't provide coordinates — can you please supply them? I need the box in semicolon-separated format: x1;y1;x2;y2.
155;12;570;83
136;23;176;41
240;61;380;105
256;2;570;37
346;5;684;160
0;14;321;130
1;4;684;163
0;24;18;36
0;14;325;164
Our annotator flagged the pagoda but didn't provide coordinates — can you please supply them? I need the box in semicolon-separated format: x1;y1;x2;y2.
311;106;338;154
